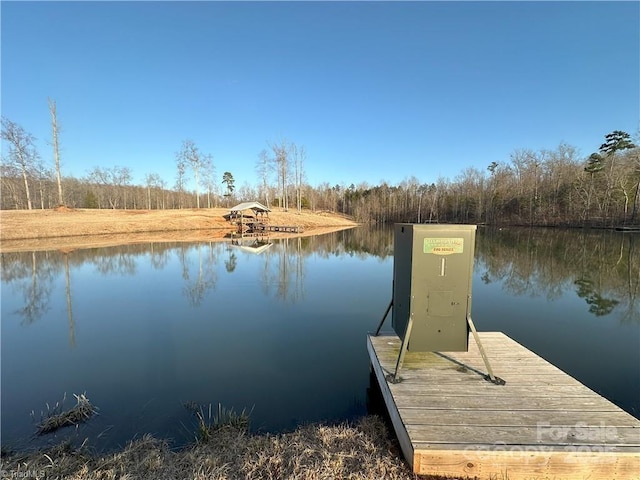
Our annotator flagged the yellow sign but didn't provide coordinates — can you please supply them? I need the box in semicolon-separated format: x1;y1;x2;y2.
424;237;464;255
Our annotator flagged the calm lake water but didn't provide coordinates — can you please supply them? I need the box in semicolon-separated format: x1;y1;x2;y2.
2;226;639;452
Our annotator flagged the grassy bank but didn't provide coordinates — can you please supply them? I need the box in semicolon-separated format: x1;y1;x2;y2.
0;207;358;252
0;416;433;480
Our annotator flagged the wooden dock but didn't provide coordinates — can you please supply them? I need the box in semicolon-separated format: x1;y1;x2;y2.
248;223;303;233
367;332;640;479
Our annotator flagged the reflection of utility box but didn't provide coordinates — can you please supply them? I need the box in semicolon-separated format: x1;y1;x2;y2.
392;224;477;352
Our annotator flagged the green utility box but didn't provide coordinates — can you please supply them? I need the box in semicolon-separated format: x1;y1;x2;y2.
392;224;477;352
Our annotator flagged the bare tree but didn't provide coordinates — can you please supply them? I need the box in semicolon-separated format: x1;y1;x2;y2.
292;144;306;212
144;173;158;209
237;181;257;202
1;117;39;210
630;149;640;223
157;177;167;209
33;159;53;209
177;139;208;208
86;167;108;208
48;98;64;206
256;149;272;207
200;154;216;208
87;165;131;209
116;166;132;209
270;139;291;210
175;155;187;209
1;164;24;208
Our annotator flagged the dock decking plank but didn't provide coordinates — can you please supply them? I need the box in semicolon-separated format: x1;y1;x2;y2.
400;409;639;428
404;424;640;446
396;395;624;412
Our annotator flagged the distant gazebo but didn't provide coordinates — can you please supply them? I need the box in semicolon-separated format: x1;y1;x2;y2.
228;201;271;219
225;202;271;232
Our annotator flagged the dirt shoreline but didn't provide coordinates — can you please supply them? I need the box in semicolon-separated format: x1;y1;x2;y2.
0;208;359;252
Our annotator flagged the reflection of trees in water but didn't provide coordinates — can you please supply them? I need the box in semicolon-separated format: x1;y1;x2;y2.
64;253;76;347
623;235;640;323
149;244;171;270
300;226;393;260
257;227;392;304
72;243;182;276
574;278;618;316
92;251;137;276
179;243;219;307
3;228;636;328
340;225;394;259
1;250;75;345
225;251;237;273
260;237;305;303
476;228;639;322
0;242;221;335
1;251;56;325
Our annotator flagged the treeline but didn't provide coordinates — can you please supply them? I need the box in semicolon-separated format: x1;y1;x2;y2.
2;113;638;227
339;134;639;227
0;114;310;213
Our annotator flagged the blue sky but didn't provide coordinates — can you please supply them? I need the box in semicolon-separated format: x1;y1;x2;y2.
2;1;638;191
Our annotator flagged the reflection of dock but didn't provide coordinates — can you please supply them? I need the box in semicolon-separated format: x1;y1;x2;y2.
233;222;303;234
615;225;640;232
230;236;273;254
230;231;266;238
368;332;640;479
249;223;303;234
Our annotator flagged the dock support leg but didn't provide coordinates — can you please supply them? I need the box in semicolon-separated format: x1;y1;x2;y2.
386;314;414;384
374;299;393;336
467;315;505;385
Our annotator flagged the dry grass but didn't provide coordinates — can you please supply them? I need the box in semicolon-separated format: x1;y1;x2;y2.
0;207;358;252
184;402;252;443
0;416;457;480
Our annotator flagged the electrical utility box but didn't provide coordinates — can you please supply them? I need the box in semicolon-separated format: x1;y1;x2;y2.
392;224;477;352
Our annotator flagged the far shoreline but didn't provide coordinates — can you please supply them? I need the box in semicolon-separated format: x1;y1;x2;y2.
0;225;358;253
0;207;359;253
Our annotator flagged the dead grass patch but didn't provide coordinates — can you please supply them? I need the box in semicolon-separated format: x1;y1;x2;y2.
183;402;252;443
34;393;97;435
1;416;441;480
